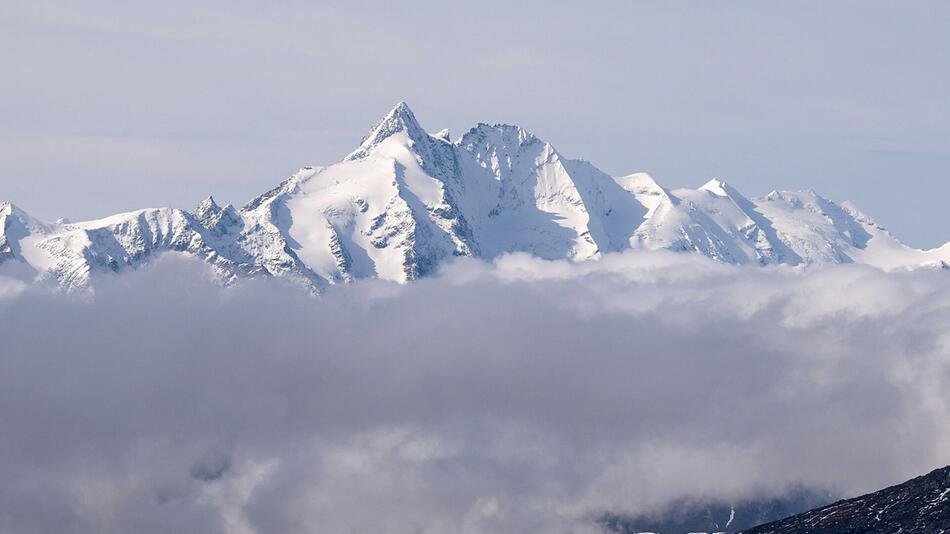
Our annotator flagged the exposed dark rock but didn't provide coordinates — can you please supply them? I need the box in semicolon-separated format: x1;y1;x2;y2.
741;466;950;534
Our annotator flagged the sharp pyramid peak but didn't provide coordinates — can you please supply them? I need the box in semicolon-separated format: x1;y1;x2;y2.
378;100;417;127
346;100;428;160
389;100;412;115
194;195;224;223
196;194;221;211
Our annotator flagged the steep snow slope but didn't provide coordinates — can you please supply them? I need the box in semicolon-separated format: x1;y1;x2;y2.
2;102;948;291
625;177;805;265
456;123;603;259
751;189;950;270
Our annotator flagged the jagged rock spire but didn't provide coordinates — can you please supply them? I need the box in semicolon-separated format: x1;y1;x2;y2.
194;195;222;224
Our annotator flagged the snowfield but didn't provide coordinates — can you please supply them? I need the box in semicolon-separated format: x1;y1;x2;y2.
2;102;948;291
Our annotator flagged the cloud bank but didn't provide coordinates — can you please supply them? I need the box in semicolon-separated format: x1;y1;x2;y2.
1;252;949;533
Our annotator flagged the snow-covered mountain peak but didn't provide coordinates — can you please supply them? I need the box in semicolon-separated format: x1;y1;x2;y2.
0;202;35;261
759;189;834;217
456;123;549;183
1;201;25;220
194;195;221;220
614;172;671;211
699;178;734;197
193;195;241;237
0;202;48;233
615;172;666;195
345;101;429;161
459;123;540;152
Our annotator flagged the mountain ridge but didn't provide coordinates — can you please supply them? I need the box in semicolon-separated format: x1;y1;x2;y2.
3;102;949;291
741;465;950;534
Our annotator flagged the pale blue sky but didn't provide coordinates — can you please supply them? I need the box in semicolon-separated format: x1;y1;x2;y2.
1;1;948;247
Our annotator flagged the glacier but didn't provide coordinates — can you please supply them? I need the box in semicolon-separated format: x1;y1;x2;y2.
2;101;949;292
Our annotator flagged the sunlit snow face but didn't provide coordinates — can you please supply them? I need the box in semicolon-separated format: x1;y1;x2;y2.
1;252;948;534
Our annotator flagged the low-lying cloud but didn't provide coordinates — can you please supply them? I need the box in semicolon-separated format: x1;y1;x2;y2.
1;252;949;533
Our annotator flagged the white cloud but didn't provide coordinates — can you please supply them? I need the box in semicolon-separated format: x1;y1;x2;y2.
0;252;948;533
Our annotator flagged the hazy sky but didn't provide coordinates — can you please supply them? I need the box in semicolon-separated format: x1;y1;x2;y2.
1;1;948;247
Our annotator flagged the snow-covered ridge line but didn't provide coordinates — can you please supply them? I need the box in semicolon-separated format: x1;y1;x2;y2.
2;102;949;291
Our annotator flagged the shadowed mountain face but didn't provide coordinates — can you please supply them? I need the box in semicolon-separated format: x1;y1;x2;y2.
3;102;950;292
741;466;950;534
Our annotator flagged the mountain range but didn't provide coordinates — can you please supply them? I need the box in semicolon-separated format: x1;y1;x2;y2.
3;101;949;291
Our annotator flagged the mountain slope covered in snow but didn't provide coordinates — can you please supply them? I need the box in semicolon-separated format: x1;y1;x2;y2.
3;102;949;291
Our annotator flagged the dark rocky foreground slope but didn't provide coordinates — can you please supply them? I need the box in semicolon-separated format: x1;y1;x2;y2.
599;489;832;534
741;465;950;534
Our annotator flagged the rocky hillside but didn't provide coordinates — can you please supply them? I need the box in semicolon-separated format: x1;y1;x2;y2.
742;466;950;534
